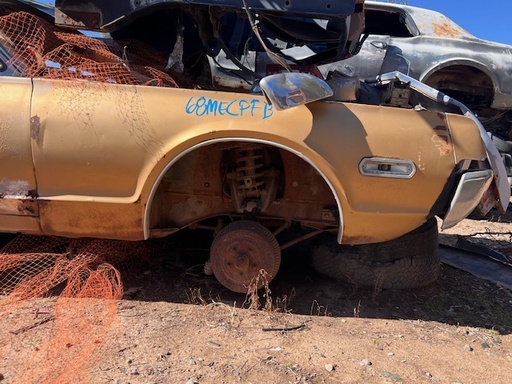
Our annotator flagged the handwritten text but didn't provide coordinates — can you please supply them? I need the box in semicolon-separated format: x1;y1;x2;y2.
185;96;273;120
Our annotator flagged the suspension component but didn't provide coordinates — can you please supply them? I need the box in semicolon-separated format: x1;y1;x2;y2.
226;144;279;213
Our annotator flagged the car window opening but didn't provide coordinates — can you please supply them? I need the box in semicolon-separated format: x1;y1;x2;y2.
364;9;414;38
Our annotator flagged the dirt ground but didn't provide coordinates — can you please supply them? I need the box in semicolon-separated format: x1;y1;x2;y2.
1;201;511;384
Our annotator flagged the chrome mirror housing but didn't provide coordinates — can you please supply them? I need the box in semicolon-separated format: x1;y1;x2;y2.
259;73;333;111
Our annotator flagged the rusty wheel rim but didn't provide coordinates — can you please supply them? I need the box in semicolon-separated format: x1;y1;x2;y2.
209;221;281;293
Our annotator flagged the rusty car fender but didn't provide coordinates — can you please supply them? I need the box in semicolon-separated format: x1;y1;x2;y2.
419;57;501;98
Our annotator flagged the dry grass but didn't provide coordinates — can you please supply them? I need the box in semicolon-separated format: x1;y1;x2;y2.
243;269;273;311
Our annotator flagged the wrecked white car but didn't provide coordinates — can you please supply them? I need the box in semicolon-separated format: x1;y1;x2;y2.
322;1;512;184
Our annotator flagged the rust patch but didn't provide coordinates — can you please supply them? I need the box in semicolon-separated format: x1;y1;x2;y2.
19;200;38;215
475;183;498;216
432;18;464;38
0;199;38;216
30;115;41;141
432;125;452;156
341;235;375;245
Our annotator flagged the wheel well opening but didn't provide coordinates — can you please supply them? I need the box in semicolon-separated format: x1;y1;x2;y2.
424;65;494;112
147;140;341;240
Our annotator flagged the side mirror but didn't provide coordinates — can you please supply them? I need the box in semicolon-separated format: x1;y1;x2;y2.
259;73;333;111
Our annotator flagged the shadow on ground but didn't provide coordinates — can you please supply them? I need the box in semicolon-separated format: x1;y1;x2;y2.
117;227;512;335
1;206;511;336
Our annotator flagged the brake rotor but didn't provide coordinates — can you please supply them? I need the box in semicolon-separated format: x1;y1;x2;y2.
209;220;281;293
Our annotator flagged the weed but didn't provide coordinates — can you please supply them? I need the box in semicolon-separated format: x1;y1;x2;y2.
353;300;361;318
274;288;296;313
186;287;208;306
243;269;272;311
310;300;330;316
372;272;384;302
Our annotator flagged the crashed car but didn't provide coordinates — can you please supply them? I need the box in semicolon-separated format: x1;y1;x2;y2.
0;0;509;292
321;0;512;185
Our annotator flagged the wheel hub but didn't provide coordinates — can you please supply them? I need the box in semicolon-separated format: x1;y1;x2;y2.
233;253;249;270
209;220;281;293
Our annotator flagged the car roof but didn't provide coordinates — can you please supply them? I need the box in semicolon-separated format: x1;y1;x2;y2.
365;0;474;39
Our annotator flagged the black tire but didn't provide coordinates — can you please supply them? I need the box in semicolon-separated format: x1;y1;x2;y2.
311;219;439;289
492;135;512;154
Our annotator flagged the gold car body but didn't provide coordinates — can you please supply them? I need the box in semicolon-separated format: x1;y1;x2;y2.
0;76;491;244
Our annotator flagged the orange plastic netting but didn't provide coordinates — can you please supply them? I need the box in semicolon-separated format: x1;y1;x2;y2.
0;235;158;383
0;10;183;87
0;9;183;383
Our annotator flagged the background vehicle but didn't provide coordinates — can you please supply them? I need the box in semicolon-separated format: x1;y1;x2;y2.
321;1;512;184
0;0;508;293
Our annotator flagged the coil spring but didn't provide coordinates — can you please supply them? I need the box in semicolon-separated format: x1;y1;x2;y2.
234;146;264;197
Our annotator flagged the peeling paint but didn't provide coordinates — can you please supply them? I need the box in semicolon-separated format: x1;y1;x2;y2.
30;115;41;141
19;200;37;215
0;178;31;197
408;8;472;39
0;196;38;216
431;18;465;38
431;126;452;156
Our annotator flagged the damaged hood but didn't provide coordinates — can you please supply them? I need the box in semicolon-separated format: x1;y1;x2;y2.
54;0;365;66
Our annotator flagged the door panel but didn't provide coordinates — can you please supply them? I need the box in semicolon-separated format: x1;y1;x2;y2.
30;79;151;200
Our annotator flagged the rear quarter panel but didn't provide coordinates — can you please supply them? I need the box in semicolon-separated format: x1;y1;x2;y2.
29;79;485;242
305;102;485;242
